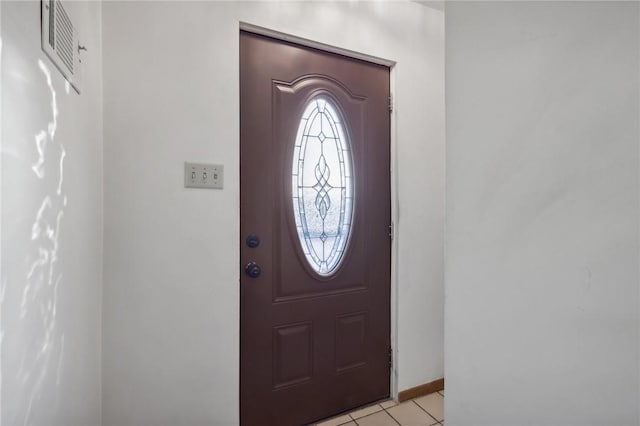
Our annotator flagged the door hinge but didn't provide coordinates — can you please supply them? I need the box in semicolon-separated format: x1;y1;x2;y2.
389;347;393;368
389;222;394;240
388;94;394;113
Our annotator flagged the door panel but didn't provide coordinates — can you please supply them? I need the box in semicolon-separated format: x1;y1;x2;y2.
240;31;391;426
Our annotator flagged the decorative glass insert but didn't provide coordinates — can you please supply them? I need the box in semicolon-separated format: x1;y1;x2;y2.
292;95;354;276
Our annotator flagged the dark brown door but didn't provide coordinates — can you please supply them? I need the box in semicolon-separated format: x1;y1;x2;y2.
240;31;391;426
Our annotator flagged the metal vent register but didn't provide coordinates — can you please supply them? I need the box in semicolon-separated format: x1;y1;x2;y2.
41;0;83;93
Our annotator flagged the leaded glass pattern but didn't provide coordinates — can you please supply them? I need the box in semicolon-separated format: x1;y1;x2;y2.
292;95;354;276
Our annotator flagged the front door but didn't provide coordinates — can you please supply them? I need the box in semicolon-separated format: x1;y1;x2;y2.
240;31;391;426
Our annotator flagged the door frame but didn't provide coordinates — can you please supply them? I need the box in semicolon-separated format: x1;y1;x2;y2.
238;20;401;402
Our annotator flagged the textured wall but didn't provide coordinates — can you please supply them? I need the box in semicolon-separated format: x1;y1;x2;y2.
1;1;103;425
445;2;639;425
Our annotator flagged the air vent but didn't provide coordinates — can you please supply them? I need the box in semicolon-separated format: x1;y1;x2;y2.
41;0;82;93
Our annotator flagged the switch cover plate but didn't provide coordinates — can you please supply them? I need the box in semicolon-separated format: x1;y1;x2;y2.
184;162;224;189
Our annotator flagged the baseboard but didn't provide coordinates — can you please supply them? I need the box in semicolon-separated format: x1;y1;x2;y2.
398;378;444;402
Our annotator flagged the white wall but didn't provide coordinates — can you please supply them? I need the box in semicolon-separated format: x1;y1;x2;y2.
1;1;103;425
445;2;639;426
102;2;444;425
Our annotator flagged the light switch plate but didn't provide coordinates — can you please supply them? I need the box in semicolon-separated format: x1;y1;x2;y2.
184;162;224;189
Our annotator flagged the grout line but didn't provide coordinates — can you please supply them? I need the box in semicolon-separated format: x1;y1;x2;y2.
383;409;402;426
382;398;444;426
410;399;440;425
353;409;401;426
318;398;417;426
348;405;383;421
386;408;402;426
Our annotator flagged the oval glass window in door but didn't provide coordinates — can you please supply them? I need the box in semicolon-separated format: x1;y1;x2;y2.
292;96;354;276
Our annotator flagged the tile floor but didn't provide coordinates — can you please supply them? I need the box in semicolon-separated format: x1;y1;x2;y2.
312;390;444;426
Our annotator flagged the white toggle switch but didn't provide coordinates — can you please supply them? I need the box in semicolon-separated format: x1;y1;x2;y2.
184;162;224;189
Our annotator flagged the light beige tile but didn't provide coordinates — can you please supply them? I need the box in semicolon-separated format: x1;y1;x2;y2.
348;404;383;419
315;413;353;426
414;392;444;422
387;401;438;426
354;410;399;426
379;399;398;409
438;390;444;397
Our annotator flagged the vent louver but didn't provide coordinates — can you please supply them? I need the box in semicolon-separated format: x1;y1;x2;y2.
41;0;82;93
